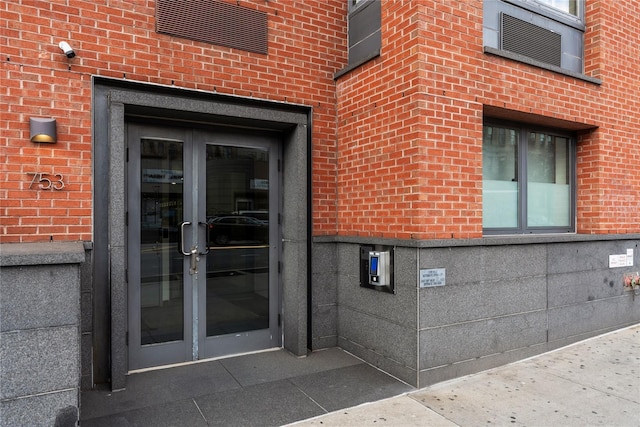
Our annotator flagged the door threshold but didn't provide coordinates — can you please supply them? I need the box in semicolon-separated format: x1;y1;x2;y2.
128;347;282;375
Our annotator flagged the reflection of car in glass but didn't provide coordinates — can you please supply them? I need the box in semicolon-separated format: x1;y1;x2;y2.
238;210;269;224
207;215;268;246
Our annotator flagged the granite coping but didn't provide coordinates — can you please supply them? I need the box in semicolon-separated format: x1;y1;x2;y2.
0;242;86;267
313;233;640;248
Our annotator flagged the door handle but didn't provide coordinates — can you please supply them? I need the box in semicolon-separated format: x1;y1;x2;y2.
179;221;192;255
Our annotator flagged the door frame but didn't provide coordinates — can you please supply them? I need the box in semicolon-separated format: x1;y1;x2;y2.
92;77;311;390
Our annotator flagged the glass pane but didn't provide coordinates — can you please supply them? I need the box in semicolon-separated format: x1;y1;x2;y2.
482;126;519;228
206;145;270;336
139;138;184;345
535;0;578;16
527;134;571;227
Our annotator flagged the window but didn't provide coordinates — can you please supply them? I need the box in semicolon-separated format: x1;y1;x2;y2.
482;123;575;234
535;0;578;16
336;0;380;76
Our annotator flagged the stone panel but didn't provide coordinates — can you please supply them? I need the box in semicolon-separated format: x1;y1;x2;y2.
419;310;547;369
419;276;546;328
311;242;337;307
418;246;485;285
0;389;77;427
479;244;547;282
282;240;308;357
81;332;94;390
0;264;79;332
547;269;622;308
548;295;640;342
0;326;79;400
418;244;546;284
109;244;127;391
311;243;338;349
338;306;416;369
338;337;417;387
336;243;360;276
312;304;337;347
547;240;638;274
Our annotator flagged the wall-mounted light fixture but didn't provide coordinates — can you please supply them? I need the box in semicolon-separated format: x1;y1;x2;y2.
30;117;57;143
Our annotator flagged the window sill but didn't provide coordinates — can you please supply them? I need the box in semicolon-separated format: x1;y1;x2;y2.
484;46;602;85
334;50;380;80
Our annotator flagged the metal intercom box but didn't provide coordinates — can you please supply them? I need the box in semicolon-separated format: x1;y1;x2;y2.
368;251;390;286
360;244;394;294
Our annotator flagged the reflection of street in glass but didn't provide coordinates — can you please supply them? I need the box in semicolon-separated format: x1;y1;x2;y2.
205;245;269;336
139;244;269;345
207;215;269;246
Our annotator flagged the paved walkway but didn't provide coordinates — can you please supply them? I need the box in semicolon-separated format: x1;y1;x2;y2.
81;325;639;426
80;347;412;426
288;324;640;426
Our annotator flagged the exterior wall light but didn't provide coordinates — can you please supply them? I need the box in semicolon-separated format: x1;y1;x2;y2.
30;117;57;143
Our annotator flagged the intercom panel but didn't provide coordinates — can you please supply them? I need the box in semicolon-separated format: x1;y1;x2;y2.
360;244;394;293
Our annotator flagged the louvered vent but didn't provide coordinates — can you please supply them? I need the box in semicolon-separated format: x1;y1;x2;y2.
501;13;561;67
156;0;267;55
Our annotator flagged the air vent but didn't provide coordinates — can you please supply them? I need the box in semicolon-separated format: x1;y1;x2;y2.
156;0;268;55
501;13;561;67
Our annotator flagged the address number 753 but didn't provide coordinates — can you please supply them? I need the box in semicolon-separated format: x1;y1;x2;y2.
26;172;65;190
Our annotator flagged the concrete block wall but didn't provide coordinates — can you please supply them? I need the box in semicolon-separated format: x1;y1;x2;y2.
319;236;640;388
0;242;85;427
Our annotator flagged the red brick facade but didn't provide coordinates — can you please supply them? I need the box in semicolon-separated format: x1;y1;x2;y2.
1;0;639;242
1;0;344;242
336;0;639;239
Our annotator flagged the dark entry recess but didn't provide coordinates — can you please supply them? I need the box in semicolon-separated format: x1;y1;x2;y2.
91;77;310;390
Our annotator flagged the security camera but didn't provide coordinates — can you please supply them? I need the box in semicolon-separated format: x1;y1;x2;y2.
58;41;75;58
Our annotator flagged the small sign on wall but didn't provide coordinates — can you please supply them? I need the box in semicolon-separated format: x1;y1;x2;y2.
609;249;634;268
420;268;446;288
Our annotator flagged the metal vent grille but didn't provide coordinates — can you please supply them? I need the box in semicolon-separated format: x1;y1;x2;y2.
501;13;561;67
156;0;267;55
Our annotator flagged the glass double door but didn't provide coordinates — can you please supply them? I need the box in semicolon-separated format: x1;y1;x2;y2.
127;123;280;371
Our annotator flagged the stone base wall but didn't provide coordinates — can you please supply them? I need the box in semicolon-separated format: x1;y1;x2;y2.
0;242;85;427
312;235;640;387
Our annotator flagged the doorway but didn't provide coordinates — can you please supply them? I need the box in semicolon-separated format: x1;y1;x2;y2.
127;123;281;370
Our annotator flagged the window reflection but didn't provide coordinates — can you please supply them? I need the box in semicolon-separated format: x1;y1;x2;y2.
205;144;270;336
536;0;578;16
139;138;184;345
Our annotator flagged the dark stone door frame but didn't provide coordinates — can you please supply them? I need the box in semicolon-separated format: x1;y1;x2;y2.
92;77;311;390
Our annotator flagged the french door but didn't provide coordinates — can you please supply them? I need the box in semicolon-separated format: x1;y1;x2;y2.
127;123;280;370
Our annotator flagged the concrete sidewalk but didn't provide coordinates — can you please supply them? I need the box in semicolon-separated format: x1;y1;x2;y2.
288;324;640;427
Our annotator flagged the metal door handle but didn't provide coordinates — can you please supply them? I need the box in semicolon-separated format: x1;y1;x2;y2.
179;221;192;255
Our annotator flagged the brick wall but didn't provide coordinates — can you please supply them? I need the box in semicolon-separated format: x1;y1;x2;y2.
1;0;639;243
0;0;345;242
335;0;639;238
577;0;640;234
